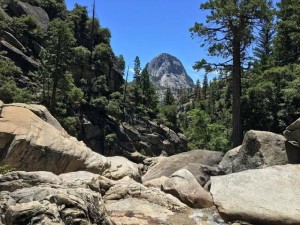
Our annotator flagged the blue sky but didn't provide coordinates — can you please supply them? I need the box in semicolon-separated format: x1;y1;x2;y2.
65;0;210;83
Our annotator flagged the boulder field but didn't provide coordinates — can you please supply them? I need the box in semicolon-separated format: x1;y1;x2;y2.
1;101;300;225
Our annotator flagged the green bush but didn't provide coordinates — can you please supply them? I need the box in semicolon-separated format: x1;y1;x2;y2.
0;165;14;175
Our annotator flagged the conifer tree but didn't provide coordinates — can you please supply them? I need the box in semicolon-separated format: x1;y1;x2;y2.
202;74;208;100
274;0;300;65
194;79;202;102
40;19;75;112
163;87;175;106
190;0;270;147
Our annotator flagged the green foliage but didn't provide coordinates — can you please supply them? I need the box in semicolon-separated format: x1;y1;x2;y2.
274;0;300;65
40;18;75;111
0;165;14;175
12;15;44;42
60;116;77;136
90;96;108;112
185;109;229;152
107;92;123;120
242;65;295;132
163;87;175;106
159;105;177;128
0;58;32;103
93;43;113;75
0;8;10;31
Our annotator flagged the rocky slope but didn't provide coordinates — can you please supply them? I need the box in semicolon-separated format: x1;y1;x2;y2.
1;101;300;225
146;53;194;100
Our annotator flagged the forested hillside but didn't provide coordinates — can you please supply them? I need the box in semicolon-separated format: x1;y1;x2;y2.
179;0;300;150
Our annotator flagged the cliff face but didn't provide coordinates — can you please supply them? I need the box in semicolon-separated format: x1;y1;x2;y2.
146;53;194;100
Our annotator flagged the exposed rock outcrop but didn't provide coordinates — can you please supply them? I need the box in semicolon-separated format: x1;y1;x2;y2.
0;171;113;225
0;40;39;73
0;103;140;181
83;117;189;162
0;171;211;225
146;53;194;100
9;1;49;30
142;150;223;186
211;164;300;225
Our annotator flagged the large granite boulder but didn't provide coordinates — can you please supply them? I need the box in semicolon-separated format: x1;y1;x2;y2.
0;103;140;181
230;130;289;173
211;164;300;225
103;156;141;182
9;1;49;30
161;169;213;208
142;150;223;185
218;146;241;174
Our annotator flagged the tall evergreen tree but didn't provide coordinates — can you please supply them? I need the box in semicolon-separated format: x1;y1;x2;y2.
274;0;300;65
40;19;75;112
190;0;270;147
163;87;175;106
202;74;208;100
194;79;202;102
253;0;275;69
133;56;141;81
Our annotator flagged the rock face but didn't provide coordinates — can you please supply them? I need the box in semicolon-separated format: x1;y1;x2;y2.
0;40;39;73
230;130;289;173
146;53;194;100
0;103;140;181
283;117;300;163
83;117;189;162
162;169;213;208
0;171;113;225
142;150;223;186
10;1;49;30
211;165;300;225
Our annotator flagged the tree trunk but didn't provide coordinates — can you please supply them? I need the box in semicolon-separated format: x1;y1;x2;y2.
50;77;58;112
232;37;243;147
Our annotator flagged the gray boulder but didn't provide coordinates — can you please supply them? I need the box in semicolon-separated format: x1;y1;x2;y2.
162;169;213;208
283;117;300;163
231;130;288;172
218;146;241;174
10;1;49;30
211;164;300;225
143;150;223;185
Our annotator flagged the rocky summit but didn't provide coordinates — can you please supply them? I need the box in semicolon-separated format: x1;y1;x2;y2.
146;53;194;100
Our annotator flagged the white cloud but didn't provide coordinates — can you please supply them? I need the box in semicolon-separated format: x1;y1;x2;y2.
129;68;134;74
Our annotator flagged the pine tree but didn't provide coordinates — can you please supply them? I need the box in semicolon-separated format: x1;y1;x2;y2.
40;19;75;112
274;0;300;65
133;56;141;82
253;0;275;69
163;87;175;106
202;74;208;100
190;0;271;147
194;79;202;102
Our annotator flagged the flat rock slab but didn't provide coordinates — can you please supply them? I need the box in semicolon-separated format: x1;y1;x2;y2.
211;164;300;225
